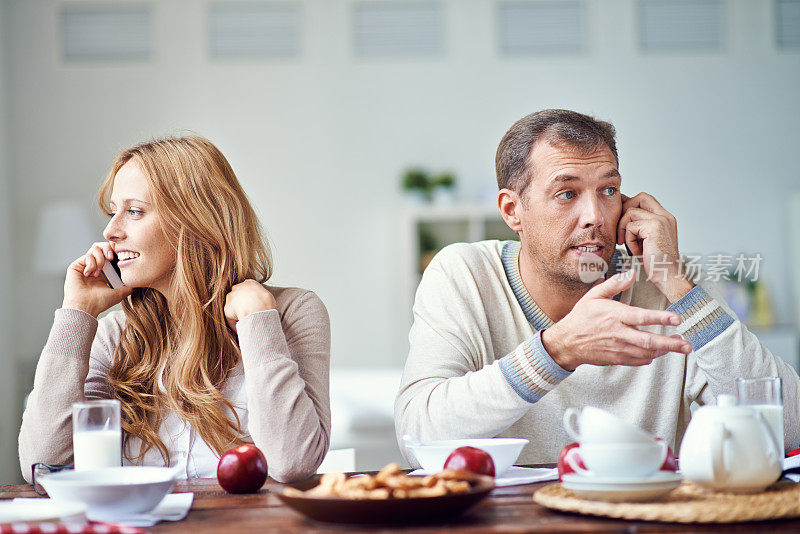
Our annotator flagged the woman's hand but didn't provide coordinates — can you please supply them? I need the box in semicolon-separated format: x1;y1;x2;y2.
63;242;133;317
224;280;278;333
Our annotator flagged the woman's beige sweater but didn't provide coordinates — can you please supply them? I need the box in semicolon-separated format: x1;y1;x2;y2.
19;286;330;483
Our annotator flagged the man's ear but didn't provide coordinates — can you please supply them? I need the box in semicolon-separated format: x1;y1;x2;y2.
498;188;523;233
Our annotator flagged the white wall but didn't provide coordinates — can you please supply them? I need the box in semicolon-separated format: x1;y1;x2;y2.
3;0;799;479
0;0;18;483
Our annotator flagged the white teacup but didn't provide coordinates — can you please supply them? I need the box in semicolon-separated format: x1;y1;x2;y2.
566;441;668;479
563;406;653;444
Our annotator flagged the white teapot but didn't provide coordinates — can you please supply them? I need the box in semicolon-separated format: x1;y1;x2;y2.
679;394;782;492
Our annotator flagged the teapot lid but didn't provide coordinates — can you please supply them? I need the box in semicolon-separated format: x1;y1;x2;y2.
718;394;736;408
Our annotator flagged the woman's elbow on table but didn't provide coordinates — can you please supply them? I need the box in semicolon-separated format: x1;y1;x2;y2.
19;460;33;485
269;456;322;483
268;435;329;483
18;430;44;484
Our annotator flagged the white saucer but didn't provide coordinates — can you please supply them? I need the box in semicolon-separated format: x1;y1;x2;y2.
563;471;682;485
562;471;682;502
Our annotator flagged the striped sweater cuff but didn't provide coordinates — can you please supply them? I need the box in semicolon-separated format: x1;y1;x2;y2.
498;330;571;404
667;285;734;351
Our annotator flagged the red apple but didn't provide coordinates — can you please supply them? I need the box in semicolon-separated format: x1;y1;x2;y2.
217;444;268;494
444;446;495;477
557;442;585;481
656;438;678;472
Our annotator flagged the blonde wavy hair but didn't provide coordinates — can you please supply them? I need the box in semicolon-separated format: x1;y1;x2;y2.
97;136;272;465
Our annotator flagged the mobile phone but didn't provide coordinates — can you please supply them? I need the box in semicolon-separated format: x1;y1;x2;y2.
101;251;124;289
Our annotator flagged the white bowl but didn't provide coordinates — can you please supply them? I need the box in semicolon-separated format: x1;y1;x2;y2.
39;466;177;520
407;438;529;475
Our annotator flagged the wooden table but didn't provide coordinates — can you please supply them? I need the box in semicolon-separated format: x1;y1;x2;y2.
4;469;800;533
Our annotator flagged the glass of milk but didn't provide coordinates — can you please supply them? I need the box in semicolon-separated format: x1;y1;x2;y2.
72;400;122;471
736;377;784;456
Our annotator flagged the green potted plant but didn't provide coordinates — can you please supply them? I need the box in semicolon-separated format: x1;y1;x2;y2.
401;168;457;204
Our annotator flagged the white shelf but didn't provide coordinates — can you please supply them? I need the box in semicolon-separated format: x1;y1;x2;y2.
398;204;518;346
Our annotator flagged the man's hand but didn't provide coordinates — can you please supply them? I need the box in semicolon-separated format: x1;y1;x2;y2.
224;280;277;333
541;271;693;372
617;192;694;303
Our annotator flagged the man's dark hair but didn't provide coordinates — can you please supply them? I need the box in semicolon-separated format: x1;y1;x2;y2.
495;109;618;195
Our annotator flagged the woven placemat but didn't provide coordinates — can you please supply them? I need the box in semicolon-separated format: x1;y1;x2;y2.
534;481;800;523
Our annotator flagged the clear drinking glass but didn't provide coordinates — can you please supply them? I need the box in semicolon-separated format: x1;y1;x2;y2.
736;377;784;455
72;399;122;470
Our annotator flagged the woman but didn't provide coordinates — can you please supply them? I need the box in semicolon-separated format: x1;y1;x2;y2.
19;136;330;482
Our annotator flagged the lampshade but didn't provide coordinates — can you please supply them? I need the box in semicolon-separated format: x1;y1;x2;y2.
33;201;97;275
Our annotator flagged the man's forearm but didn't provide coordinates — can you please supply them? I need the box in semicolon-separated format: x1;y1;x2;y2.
661;275;696;304
682;288;800;452
396;363;534;451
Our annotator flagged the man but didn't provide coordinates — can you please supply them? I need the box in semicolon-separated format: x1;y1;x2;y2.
394;109;799;465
